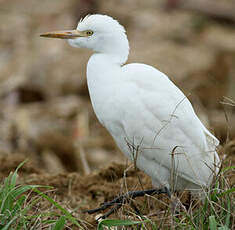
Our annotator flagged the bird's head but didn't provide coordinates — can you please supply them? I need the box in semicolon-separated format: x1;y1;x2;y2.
41;14;129;64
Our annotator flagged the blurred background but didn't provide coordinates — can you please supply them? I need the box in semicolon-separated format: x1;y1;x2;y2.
0;0;234;177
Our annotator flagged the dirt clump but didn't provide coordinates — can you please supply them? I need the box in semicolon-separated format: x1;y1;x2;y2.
24;162;155;225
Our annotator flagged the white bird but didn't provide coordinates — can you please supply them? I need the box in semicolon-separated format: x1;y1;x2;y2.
41;14;220;216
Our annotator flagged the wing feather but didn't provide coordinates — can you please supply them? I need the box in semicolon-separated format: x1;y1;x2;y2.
117;63;220;188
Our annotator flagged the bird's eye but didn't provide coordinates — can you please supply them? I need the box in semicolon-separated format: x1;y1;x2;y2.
86;30;93;36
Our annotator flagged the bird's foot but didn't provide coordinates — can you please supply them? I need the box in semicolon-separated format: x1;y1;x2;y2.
85;187;170;219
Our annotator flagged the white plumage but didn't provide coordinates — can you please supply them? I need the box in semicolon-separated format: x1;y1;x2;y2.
41;14;220;194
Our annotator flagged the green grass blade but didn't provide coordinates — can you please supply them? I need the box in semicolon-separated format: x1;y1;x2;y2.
97;222;104;230
10;160;28;190
225;196;231;227
1;185;43;215
1;215;18;230
33;188;84;229
151;221;158;230
11;195;26;217
221;166;235;173
209;216;217;230
218;188;235;197
11;185;43;198
218;226;230;230
1;174;14;213
52;216;66;230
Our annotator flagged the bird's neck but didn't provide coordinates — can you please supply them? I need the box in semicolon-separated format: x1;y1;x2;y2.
87;53;122;80
87;33;129;88
87;53;123;96
86;53;123;123
94;33;129;65
101;43;129;66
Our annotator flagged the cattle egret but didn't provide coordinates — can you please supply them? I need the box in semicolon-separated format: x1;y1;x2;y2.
41;14;220;217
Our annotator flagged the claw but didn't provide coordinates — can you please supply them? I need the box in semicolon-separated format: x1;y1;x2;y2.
85;187;170;219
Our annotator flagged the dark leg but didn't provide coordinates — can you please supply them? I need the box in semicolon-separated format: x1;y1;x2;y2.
85;187;170;219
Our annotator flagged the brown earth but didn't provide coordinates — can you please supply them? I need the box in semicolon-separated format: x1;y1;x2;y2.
0;0;234;229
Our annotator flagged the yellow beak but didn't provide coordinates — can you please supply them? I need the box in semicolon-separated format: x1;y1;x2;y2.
40;30;84;39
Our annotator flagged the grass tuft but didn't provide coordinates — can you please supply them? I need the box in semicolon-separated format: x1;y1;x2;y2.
0;161;87;229
0;160;233;229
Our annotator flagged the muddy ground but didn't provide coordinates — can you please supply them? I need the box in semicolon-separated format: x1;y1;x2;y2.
0;0;235;229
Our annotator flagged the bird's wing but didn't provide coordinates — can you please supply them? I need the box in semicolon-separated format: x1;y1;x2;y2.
118;63;219;187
